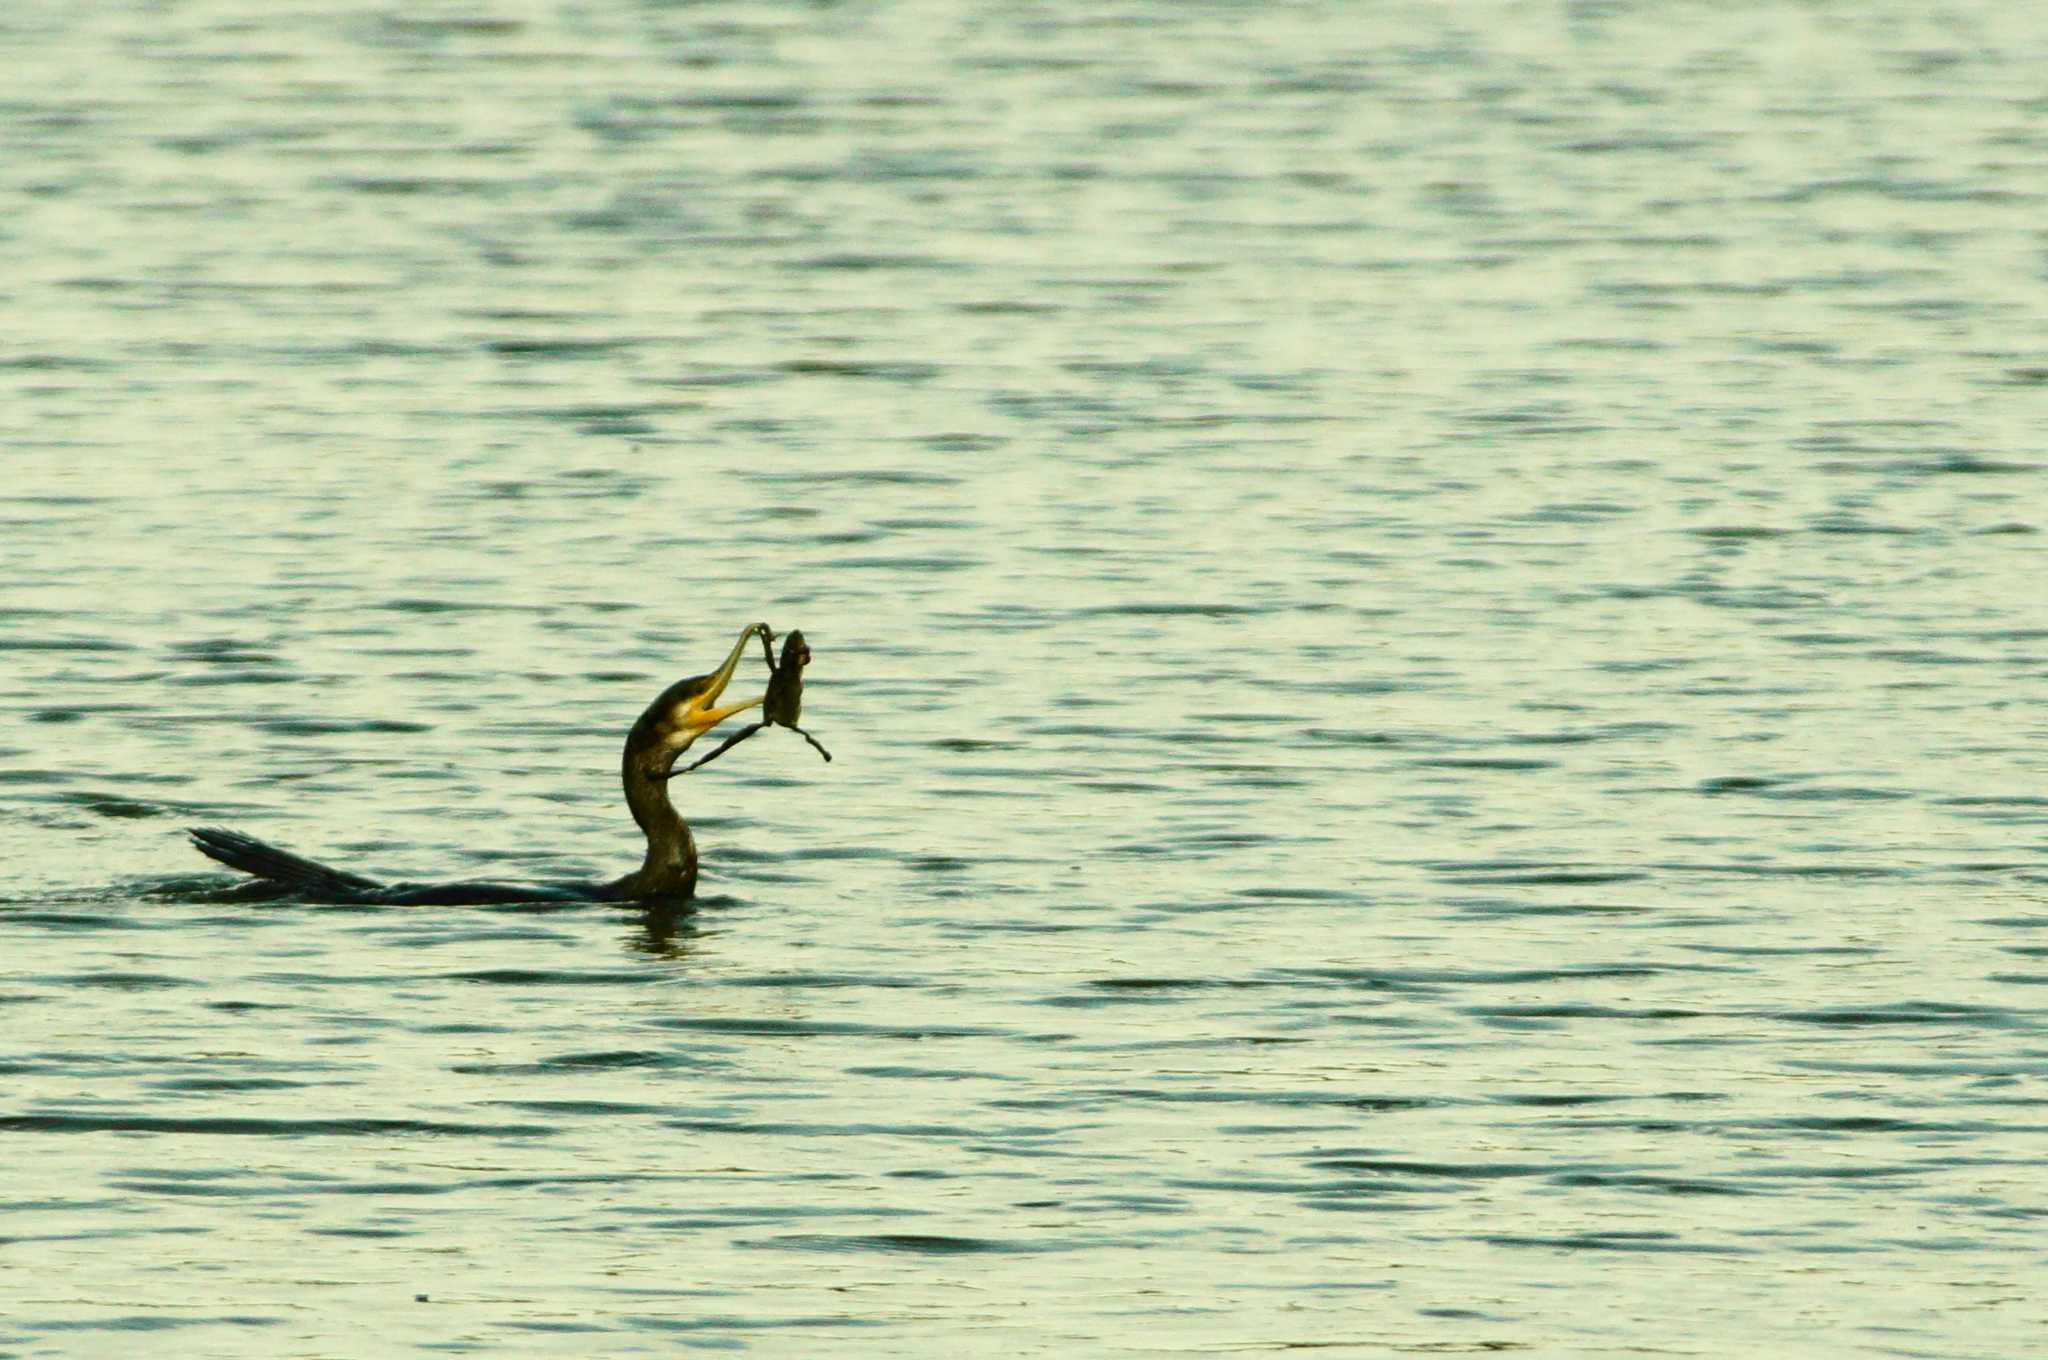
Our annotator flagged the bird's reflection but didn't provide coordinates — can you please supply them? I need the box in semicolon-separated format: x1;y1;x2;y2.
626;899;702;958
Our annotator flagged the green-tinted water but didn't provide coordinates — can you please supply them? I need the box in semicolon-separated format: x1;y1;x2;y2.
4;2;2045;1354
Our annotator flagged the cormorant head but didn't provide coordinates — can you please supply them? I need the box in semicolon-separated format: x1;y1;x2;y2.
626;625;771;780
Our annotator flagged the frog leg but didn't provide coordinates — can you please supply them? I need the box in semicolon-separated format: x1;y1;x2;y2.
788;724;833;763
675;721;768;775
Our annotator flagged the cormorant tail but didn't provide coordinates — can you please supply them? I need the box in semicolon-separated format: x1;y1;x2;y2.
188;827;383;899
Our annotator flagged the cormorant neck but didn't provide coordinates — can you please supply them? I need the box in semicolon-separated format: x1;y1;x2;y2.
608;628;768;901
621;759;697;898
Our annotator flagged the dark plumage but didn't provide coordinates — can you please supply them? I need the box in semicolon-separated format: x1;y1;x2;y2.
189;624;786;905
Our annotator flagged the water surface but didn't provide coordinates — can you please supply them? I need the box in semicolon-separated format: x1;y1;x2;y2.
4;2;2046;1355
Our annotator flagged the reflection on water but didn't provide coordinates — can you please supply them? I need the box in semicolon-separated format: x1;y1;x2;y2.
4;0;2046;1355
629;900;702;960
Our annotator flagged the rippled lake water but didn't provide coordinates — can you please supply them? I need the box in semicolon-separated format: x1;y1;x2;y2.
5;2;2047;1355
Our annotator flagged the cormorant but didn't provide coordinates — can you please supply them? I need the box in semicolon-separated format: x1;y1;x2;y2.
189;622;787;905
